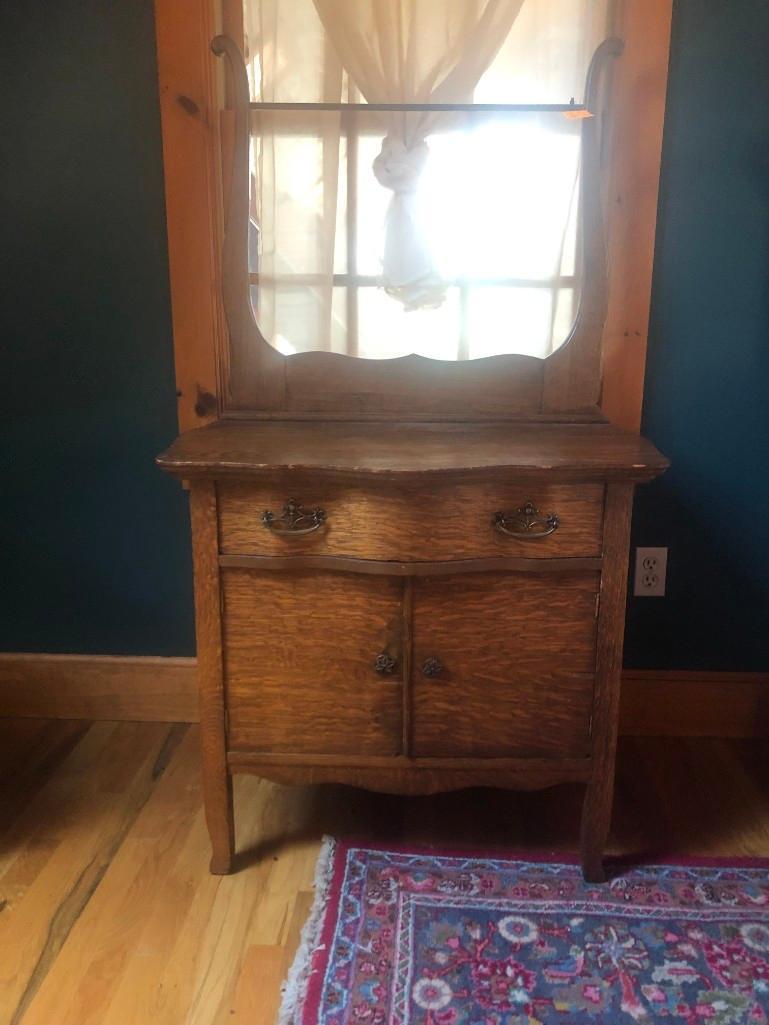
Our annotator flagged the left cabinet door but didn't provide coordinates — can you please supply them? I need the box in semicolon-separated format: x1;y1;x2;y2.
222;569;404;756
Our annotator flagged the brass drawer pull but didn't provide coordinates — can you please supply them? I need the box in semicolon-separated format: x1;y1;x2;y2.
262;499;326;536
421;657;444;678
493;501;559;540
374;653;397;675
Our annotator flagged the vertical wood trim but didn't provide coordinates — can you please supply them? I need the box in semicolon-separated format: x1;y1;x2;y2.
580;482;634;877
344;109;360;358
188;481;234;872
593;484;635;755
402;579;413;758
221;0;245;85
600;0;673;430
219;0;244;211
154;0;225;431
222;0;243;39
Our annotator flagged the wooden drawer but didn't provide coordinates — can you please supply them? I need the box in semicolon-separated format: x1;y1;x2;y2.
222;569;403;755
218;476;604;561
412;571;599;757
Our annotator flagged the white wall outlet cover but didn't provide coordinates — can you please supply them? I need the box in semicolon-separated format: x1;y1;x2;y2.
633;546;668;597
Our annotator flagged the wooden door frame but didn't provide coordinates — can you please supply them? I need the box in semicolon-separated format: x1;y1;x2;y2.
153;0;672;434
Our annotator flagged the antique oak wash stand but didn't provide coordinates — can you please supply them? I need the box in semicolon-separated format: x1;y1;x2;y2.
158;37;668;882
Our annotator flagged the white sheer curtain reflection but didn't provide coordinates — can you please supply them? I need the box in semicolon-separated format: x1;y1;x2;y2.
312;0;527;311
242;0;612;359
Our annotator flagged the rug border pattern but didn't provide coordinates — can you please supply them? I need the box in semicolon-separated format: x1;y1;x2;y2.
280;841;769;1025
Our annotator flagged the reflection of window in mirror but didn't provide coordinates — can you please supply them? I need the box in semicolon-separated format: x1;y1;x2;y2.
242;0;613;362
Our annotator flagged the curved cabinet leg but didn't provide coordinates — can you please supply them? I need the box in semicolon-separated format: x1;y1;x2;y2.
205;769;235;875
580;776;614;883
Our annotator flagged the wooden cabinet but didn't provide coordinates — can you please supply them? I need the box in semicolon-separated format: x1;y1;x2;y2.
221;562;600;762
411;571;599;758
157;38;668;882
222;569;403;756
159;422;668;882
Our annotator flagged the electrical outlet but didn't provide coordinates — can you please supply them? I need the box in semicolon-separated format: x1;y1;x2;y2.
633;546;668;597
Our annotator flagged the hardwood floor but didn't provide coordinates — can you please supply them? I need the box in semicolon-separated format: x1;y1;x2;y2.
1;720;769;1024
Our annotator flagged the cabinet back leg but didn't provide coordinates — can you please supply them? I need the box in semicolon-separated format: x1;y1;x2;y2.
580;776;614;882
580;483;632;884
206;769;235;874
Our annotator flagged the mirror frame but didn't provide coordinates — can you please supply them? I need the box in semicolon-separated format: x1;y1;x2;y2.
213;35;623;423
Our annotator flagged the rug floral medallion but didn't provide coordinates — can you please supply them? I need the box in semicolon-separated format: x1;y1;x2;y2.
283;840;769;1025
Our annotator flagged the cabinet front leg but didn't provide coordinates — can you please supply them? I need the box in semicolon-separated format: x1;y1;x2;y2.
204;767;235;875
580;776;614;883
190;481;236;876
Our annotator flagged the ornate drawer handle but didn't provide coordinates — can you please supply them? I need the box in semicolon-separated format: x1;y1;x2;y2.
421;657;444;678
374;653;397;675
262;499;326;536
492;501;559;540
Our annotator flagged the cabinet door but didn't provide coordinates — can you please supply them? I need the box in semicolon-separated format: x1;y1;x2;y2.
412;572;599;758
223;569;403;755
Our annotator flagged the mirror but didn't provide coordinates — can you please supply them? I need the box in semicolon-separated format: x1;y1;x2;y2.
248;110;583;362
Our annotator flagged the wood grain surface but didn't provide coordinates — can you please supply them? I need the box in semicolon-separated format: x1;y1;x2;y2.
189;483;234;874
620;671;769;737
275;350;546;420
412;572;599;757
580;483;635;881
154;0;224;431
0;654;198;722
157;421;669;481
600;0;673;431
218;478;605;560
222;569;404;755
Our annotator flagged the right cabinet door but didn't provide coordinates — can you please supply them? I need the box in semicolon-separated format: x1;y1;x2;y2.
411;571;600;758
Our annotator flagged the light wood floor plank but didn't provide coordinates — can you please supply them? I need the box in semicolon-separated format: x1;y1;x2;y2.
4;724;183;1025
20;728;200;1025
0;721;90;836
229;946;284;1025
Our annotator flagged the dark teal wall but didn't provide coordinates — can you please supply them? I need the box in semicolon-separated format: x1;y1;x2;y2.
1;0;767;668
624;0;769;670
0;0;195;656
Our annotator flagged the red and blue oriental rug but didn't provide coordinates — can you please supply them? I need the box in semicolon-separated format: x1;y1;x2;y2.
278;839;769;1025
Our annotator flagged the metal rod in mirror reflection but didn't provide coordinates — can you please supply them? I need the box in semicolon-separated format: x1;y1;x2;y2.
248;101;588;113
247;273;578;289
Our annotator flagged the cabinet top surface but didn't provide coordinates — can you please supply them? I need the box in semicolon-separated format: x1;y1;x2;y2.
157;421;668;482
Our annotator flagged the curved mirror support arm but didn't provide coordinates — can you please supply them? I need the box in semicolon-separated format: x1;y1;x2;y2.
574;37;625;343
211;35;279;404
543;37;623;412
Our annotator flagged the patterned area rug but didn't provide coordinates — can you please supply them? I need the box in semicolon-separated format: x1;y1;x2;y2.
278;839;769;1025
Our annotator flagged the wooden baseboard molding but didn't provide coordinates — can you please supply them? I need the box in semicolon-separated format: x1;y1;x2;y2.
1;655;767;737
0;653;199;723
620;670;769;738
